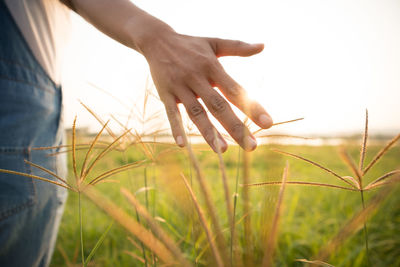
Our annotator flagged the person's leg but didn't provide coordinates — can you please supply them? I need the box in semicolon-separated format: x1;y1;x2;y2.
0;2;67;266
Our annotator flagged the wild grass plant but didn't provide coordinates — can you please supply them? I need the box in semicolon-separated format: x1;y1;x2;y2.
0;89;399;267
246;110;400;266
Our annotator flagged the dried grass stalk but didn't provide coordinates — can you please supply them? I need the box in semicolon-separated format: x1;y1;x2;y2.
83;187;176;265
365;172;400;190
339;148;362;187
0;168;73;191
181;174;224;267
359;109;368;171
24;159;70;187
244;181;357;191
363;133;400;175
89;160;146;185
213;130;234;238
316;183;394;261
121;188;191;267
295;259;335;267
178;124;229;263
80;121;110;181
272;149;356;188
242;149;253;265
82;129;131;180
262;163;289;267
72;116;78;185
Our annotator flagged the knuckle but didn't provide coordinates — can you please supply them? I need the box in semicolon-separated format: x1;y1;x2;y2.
229;85;242;97
207;59;221;74
203;127;215;141
188;104;204;117
210;96;227;115
165;105;177;117
231;123;245;137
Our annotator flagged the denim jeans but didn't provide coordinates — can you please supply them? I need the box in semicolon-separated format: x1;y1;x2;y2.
0;2;68;266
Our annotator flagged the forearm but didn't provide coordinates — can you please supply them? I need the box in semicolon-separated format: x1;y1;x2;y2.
61;0;175;54
60;0;272;152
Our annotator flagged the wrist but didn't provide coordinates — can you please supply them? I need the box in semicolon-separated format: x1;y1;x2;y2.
125;15;176;55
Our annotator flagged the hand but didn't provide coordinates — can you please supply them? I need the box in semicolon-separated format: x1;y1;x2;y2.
142;32;273;152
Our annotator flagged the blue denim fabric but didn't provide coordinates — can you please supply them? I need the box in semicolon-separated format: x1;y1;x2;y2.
0;2;68;267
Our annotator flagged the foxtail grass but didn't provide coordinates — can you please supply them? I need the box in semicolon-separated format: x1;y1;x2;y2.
262;162;289;267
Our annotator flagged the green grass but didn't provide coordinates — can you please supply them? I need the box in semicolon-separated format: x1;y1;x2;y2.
50;143;400;267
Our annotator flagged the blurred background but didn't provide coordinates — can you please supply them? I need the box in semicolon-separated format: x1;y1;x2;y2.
61;0;400;139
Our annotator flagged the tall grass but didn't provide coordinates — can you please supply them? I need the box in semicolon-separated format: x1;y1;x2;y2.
1;93;399;267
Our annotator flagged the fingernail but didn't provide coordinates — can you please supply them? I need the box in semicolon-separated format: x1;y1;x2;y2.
252;43;264;49
213;138;227;152
259;114;273;128
245;136;257;151
176;136;184;147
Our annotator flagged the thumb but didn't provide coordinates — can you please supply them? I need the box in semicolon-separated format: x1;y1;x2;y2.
210;38;264;57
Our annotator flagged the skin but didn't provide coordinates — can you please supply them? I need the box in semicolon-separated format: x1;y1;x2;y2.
61;0;273;152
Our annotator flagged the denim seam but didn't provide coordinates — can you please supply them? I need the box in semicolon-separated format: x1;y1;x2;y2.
0;148;36;221
0;74;55;94
0;57;51;84
0;2;57;86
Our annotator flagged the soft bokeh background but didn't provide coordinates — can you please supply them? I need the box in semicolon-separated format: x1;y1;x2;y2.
61;0;400;137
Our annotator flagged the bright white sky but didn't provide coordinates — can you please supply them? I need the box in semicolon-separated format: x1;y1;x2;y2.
62;0;400;137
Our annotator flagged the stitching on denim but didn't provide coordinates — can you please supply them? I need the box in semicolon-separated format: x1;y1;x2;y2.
0;75;55;94
26;147;37;206
0;57;51;84
0;148;36;221
0;2;57;86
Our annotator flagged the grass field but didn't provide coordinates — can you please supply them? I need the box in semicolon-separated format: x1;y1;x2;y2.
49;139;400;267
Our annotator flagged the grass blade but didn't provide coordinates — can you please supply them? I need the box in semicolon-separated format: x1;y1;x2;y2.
83;187;176;264
80;101;117;139
339;148;362;187
72;117;78;185
213;130;234;242
83;129;131;180
252;118;304;135
316;183;394;261
295;259;335;267
243;181;358;191
84;221;114;265
262;162;289;267
363;133;400;175
181;174;224;267
24;160;71;188
359;109;368;171
365;170;400;190
121;188;192;267
0;169;73;191
272;149;356;188
89;160;146;185
80;120;110;182
242;149;253;266
179;126;229;263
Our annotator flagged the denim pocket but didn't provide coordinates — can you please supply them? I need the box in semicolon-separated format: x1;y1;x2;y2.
0;147;36;221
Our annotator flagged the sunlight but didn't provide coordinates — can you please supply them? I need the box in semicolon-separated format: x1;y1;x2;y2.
62;0;400;136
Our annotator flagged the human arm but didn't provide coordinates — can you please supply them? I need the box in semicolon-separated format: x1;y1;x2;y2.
61;0;273;152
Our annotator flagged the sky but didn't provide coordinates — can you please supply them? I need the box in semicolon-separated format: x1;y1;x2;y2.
61;0;400;137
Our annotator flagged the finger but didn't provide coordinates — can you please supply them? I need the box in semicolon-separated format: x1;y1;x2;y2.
189;81;257;151
211;68;273;129
209;38;264;57
179;91;228;153
162;95;185;147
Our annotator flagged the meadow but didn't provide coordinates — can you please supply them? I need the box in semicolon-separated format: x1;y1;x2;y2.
48;134;400;266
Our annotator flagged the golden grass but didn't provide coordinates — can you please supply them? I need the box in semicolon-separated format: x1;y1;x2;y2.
181;174;224;267
83;187;177;265
262;162;289;267
121;188;192;267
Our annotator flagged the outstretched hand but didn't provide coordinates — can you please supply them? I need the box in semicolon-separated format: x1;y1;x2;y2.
64;0;271;152
142;32;273;152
